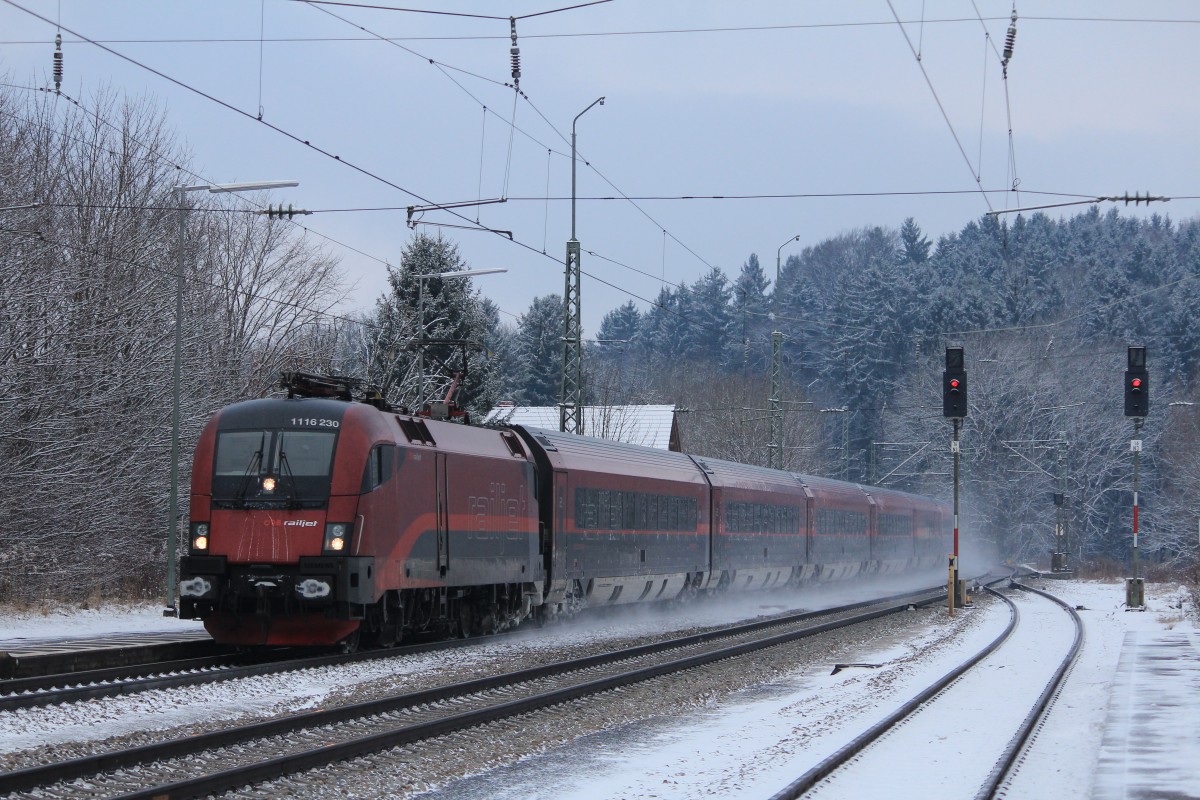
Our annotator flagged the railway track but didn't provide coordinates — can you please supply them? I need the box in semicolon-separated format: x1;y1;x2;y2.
0;578;975;712
768;580;1082;800
0;633;473;712
0;588;946;799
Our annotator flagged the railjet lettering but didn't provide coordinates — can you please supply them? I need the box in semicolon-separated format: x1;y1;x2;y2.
265;519;319;527
468;482;525;532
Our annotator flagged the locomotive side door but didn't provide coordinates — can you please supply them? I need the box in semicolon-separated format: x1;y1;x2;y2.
540;470;570;607
553;471;568;579
802;485;815;563
436;452;449;576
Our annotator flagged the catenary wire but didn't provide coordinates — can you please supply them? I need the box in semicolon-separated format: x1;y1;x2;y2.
969;1;1023;209
300;2;724;279
0;82;400;275
6;2;1192;354
5;14;1196;45
295;0;726;281
284;0;611;21
886;0;993;214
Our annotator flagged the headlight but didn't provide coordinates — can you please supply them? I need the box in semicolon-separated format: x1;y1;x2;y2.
190;522;210;552
261;476;277;493
324;523;350;554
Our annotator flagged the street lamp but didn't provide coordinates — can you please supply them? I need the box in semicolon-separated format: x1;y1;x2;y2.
561;95;605;436
819;407;850;480
165;179;298;616
571;96;604;241
415;268;507;406
768;233;802;470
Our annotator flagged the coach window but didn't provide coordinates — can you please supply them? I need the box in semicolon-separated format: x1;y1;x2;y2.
361;443;396;493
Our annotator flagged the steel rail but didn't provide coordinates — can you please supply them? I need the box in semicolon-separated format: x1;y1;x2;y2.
768;581;1019;800
769;577;1079;800
973;581;1084;800
0;653;249;708
0;631;473;712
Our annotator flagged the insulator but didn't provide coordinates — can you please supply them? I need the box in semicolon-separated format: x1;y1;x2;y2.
53;33;63;92
509;18;520;87
1002;9;1017;63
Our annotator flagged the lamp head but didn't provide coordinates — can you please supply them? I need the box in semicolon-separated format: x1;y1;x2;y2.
599;97;605;105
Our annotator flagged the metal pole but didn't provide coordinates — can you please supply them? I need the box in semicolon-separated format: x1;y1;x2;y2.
417;276;426;409
1062;431;1071;566
570;96;603;241
165;186;185;615
1131;417;1142;605
1132;417;1141;578
1054;436;1064;570
953;417;961;561
950;417;961;615
768;235;800;469
561;97;603;435
841;411;849;481
768;330;782;469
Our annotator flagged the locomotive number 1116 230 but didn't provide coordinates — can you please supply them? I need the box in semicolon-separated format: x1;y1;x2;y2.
290;418;340;428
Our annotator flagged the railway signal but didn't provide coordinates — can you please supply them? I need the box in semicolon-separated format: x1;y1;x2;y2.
943;347;968;418
1125;346;1148;610
1124;346;1149;417
944;347;968;614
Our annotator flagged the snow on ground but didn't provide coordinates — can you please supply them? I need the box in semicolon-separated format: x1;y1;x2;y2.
424;579;1196;800
3;576;1193;800
0;603;197;647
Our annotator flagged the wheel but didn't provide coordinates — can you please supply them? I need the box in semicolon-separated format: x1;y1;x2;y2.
337;628;361;654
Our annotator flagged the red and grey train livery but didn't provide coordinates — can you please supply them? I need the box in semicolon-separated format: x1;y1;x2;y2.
179;382;951;647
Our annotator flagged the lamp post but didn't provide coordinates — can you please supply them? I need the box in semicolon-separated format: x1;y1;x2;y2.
561;96;605;435
820;407;850;480
415;268;507;406
165;179;298;616
768;234;801;469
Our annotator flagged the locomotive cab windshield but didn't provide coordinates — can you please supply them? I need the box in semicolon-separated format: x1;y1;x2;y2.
212;428;337;509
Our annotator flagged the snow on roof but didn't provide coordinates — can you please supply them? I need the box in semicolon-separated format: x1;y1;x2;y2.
484;404;680;450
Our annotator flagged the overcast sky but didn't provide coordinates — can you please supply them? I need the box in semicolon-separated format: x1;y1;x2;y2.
3;1;1198;333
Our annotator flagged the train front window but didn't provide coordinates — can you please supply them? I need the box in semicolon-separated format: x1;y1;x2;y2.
212;429;337;508
214;431;268;477
273;431;337;476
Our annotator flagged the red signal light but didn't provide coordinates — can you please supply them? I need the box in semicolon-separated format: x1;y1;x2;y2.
949;378;960;391
1131;378;1142;390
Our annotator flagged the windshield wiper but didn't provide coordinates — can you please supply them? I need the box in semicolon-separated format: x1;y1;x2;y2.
235;434;266;507
277;450;301;510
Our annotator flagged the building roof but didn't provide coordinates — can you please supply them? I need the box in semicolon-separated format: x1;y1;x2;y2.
483;404;681;451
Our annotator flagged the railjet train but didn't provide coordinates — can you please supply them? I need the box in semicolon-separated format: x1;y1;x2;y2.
178;374;951;647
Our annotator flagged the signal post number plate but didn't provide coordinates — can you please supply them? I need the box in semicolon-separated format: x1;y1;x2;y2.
291;418;340;429
1130;440;1142;452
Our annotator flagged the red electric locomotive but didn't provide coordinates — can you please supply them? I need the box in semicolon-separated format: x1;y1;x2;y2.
179;374;951;649
178;374;544;647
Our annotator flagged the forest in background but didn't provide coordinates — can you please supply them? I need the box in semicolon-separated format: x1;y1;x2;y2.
2;84;1198;603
